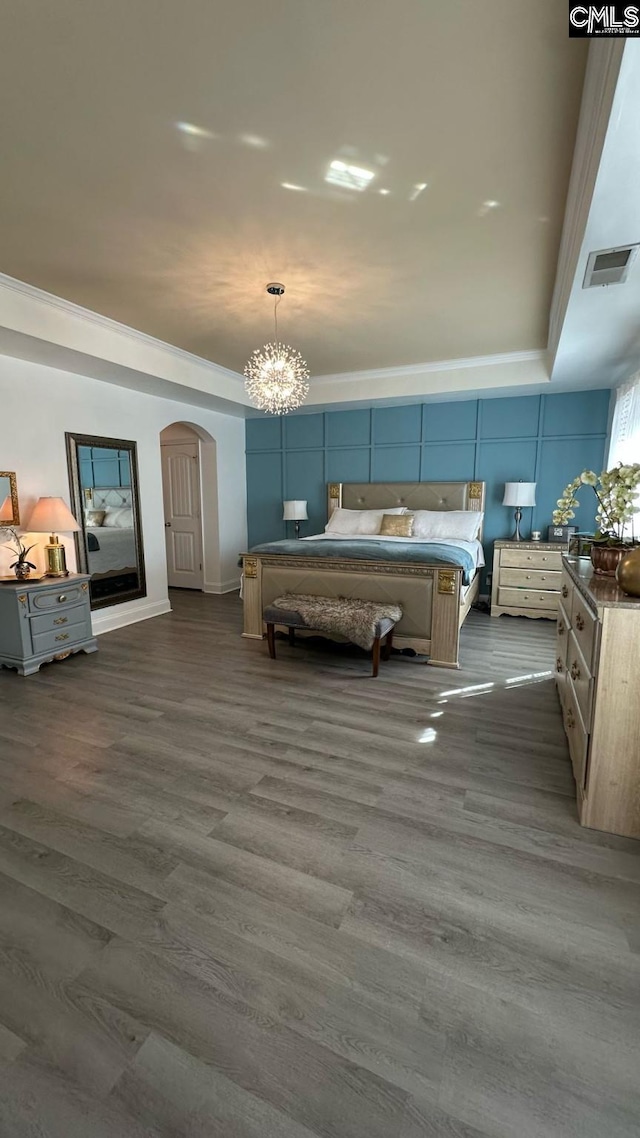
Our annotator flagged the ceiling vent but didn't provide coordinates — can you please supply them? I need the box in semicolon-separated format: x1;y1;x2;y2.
583;245;639;288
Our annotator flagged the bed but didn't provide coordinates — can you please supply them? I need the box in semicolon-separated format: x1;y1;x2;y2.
84;488;139;597
242;480;486;668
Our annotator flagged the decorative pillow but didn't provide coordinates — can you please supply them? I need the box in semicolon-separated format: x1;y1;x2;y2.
412;509;483;541
102;507;134;529
380;513;415;537
85;510;106;528
325;507;406;536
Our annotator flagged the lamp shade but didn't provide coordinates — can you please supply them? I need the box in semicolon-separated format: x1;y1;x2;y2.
502;482;536;508
283;500;308;521
26;497;80;533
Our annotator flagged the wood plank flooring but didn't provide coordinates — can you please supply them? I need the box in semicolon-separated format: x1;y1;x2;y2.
0;589;639;1137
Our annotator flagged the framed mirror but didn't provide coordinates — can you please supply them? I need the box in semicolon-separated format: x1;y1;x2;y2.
65;433;146;609
0;472;20;528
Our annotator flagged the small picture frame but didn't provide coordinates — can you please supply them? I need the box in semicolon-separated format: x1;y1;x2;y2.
547;525;576;543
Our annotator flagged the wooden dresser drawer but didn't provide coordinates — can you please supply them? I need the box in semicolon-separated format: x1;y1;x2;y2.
563;679;589;790
566;630;593;728
28;583;87;613
31;622;90;656
501;549;564;571
30;605;86;636
555;600;571;703
560;569;574;610
570;591;598;670
498;587;559;610
501;567;562;591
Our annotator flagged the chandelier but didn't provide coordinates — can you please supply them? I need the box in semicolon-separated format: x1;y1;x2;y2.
244;283;310;415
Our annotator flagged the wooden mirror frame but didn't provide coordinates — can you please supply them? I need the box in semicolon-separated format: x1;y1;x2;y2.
0;471;20;529
65;432;147;610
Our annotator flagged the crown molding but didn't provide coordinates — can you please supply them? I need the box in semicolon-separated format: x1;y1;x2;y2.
308;348;546;386
0;272;549;409
0;271;246;386
548;40;625;367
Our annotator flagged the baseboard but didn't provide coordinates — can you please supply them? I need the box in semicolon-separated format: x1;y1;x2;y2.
204;578;241;595
91;598;172;636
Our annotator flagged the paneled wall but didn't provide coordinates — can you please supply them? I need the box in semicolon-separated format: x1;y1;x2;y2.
246;390;611;580
78;444;132;489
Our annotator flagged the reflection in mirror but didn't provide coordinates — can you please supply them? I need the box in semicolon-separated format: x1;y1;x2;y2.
0;472;19;528
65;434;146;610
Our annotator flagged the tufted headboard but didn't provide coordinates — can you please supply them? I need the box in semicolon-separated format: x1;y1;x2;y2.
89;488;133;510
327;481;486;539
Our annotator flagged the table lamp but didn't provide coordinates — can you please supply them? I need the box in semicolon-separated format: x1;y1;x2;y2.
283;500;308;539
26;497;80;577
502;481;536;542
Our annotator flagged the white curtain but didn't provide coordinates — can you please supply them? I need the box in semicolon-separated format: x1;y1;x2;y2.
608;375;640;466
608;376;640;538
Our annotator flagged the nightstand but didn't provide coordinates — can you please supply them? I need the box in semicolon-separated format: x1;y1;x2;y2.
0;574;97;675
490;540;568;620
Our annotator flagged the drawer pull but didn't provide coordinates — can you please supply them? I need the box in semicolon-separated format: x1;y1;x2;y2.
57;595;67;604
526;575;531;579
570;661;581;681
558;620;565;635
55;633;69;642
53;616;68;626
562;585;569;598
566;709;575;729
575;612;585;631
556;657;563;673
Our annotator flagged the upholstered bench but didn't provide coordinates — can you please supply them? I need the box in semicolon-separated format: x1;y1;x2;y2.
263;593;402;677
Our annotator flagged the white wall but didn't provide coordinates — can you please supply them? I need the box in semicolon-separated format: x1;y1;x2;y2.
0;355;247;634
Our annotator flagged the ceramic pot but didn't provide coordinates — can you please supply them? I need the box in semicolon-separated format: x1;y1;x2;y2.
616;546;640;597
590;543;628;576
13;562;31;581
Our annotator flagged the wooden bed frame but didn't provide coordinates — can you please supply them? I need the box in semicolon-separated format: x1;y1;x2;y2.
242;480;486;668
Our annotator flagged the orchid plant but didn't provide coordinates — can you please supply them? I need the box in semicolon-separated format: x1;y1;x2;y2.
553;463;640;545
2;527;37;573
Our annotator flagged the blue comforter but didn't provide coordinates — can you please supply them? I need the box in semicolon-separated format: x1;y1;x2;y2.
249;539;476;585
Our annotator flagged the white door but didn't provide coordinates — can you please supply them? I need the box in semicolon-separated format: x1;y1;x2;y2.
161;441;204;589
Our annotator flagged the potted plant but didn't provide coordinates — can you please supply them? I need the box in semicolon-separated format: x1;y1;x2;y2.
3;527;37;580
553;463;640;576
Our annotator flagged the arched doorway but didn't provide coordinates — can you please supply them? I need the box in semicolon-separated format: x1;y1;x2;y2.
160;421;219;591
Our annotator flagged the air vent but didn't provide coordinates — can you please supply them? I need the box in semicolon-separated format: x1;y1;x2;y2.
583;245;638;288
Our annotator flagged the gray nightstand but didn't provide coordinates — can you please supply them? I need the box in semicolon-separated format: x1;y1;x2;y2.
490;540;569;620
0;574;97;675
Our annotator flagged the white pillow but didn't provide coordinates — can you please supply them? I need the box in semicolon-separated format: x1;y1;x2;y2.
325;507;406;536
102;508;134;529
412;510;483;541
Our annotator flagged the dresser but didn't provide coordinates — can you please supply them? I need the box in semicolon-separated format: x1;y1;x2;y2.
0;575;97;676
557;556;640;839
490;540;567;619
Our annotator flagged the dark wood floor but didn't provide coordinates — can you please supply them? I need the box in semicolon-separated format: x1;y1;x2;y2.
0;591;639;1137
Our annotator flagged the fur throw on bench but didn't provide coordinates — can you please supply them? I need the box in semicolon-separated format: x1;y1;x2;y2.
269;593;402;651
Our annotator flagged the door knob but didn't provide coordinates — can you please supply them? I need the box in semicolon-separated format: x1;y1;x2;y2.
165;522;172;528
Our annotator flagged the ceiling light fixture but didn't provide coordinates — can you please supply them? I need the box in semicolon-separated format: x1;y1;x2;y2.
244;284;310;416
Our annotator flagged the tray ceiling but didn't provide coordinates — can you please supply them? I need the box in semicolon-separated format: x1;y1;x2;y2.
0;1;587;378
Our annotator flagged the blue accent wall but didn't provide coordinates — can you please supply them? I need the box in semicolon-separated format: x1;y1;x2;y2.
246;391;611;582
